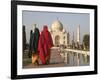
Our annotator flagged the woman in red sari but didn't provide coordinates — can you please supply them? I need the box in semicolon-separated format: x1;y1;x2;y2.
38;25;53;65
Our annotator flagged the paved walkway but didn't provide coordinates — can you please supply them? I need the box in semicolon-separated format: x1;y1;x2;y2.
23;47;65;68
23;63;66;68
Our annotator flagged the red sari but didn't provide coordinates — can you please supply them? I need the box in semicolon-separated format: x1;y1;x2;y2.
38;25;53;64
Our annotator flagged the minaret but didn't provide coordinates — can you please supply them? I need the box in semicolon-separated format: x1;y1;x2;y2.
67;32;70;46
77;25;80;43
73;32;74;42
72;32;75;48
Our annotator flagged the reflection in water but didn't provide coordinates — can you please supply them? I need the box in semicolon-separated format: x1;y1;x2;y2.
64;51;90;66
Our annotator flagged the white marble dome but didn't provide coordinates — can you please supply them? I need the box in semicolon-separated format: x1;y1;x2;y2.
51;20;63;31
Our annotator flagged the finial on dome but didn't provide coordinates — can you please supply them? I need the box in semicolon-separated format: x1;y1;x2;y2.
57;17;61;21
57;17;59;20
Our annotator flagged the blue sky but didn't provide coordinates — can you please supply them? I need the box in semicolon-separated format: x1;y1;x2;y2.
22;11;90;44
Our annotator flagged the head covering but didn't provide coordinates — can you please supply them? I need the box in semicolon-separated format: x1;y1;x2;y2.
32;24;36;32
43;25;48;31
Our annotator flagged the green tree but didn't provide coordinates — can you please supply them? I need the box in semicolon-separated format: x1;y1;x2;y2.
83;34;90;50
23;25;26;51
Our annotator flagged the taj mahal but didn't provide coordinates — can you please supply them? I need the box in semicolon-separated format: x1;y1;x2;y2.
49;19;80;48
